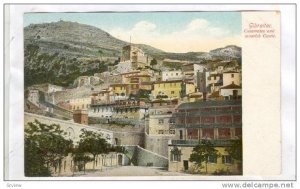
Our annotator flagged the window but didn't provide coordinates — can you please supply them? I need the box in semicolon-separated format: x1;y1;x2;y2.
231;74;234;78
208;155;217;163
218;128;231;139
169;130;175;134
171;91;175;94
158;119;164;124
187;128;198;139
169;118;175;124
222;155;232;164
171;148;182;162
202;128;214;139
158;130;164;134
176;73;178;76
172;154;181;162
179;130;183;139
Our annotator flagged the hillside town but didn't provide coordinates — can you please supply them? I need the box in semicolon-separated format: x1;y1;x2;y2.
25;44;242;176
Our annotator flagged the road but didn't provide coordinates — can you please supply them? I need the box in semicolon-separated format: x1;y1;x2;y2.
75;166;191;177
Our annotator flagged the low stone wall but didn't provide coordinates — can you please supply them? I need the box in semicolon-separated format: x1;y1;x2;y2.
124;145;168;168
89;117;145;127
113;132;145;147
145;133;175;158
25;113;114;144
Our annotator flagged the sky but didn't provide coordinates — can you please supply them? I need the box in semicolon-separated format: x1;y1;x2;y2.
24;12;241;53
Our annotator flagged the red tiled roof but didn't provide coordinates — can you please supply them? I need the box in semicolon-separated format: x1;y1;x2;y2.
220;83;241;89
223;71;239;74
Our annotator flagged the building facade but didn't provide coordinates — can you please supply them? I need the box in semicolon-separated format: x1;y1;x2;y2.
168;100;242;174
151;80;195;100
120;45;150;70
162;70;183;81
223;71;241;86
68;97;92;111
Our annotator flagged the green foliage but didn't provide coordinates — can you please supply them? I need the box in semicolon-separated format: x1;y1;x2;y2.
212;168;232;175
170;147;182;156
150;58;158;66
77;129;110;169
162;61;182;70
25;120;73;176
129;89;151;100
25;138;52;177
156;94;168;99
110;145;127;154
189;140;219;174
225;138;242;161
72;149;94;172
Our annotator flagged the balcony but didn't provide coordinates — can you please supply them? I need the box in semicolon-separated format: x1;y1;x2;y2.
171;123;242;129
169;139;234;147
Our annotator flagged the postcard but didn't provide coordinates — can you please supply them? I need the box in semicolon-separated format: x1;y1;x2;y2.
3;4;295;181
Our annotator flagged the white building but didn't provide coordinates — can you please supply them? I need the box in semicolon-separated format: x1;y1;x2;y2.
223;71;241;86
162;70;183;81
220;83;242;99
89;104;114;119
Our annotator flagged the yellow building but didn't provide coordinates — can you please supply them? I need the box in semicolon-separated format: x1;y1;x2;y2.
168;144;242;175
152;80;181;99
68;97;91;111
110;84;128;96
152;80;195;99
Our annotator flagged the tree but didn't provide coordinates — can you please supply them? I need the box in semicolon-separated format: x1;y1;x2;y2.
225;138;243;173
150;58;158;67
137;89;151;99
110;145;127;154
72;150;93;174
77;129;110;169
189;140;219;174
25;120;73;176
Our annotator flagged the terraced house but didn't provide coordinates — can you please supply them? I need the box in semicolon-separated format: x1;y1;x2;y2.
151;79;195;100
168;100;242;175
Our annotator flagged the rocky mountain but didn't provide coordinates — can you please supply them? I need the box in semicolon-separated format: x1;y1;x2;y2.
24;21;241;87
209;45;241;60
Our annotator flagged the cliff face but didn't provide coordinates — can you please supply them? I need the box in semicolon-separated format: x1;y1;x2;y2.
24;21;241;87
